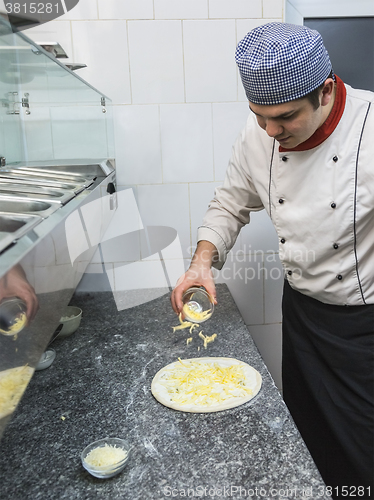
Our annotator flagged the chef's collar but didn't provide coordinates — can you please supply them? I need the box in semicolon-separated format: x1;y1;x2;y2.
279;75;346;152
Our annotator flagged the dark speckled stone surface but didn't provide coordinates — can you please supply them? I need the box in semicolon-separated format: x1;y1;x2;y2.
0;285;329;500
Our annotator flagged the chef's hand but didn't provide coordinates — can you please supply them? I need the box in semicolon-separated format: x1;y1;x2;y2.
0;265;39;323
171;241;218;316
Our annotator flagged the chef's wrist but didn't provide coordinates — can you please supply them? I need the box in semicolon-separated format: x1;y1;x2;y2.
192;240;218;268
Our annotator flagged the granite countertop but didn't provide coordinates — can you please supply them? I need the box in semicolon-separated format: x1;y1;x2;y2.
0;284;329;500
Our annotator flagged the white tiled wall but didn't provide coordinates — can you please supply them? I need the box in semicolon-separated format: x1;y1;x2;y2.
160;103;214;183
128;21;185;104
208;0;262;19
183;20;237;102
26;0;284;390
98;0;154;20
212;102;251;180
71;21;131;104
114;105;162;185
154;0;208;19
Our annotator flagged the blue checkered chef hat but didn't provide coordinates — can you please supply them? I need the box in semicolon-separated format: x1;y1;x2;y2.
235;22;333;105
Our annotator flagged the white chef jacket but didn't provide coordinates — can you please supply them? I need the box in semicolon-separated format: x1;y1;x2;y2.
197;83;374;306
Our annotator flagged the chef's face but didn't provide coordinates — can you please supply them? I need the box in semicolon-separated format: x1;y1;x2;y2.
249;95;325;149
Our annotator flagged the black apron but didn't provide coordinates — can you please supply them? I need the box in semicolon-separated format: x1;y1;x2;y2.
282;279;374;500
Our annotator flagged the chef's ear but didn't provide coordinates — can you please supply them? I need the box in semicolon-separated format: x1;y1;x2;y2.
321;78;335;107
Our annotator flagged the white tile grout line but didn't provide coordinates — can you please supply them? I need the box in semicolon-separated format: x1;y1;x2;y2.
187;183;193;259
79;17;271;21
181;20;187;103
126;21;133;105
69;20;75;64
158;104;164;183
211;103;216;181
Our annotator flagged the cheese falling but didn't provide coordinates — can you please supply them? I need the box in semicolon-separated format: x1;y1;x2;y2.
0;366;32;417
158;359;252;406
84;444;128;467
189;324;199;334
172;313;195;332
199;332;217;349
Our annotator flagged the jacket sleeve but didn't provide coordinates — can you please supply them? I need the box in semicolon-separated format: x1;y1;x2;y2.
197;125;265;270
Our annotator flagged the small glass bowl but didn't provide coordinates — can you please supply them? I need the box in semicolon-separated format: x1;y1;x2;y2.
0;298;27;336
182;287;214;323
81;438;131;479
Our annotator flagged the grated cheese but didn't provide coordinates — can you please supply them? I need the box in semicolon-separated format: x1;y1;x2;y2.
182;304;212;322
84;444;128;467
60;315;76;321
199;332;217;349
0;313;27;336
0;365;33;418
189;324;199;334
157;359;252;407
172;313;194;332
186;337;193;345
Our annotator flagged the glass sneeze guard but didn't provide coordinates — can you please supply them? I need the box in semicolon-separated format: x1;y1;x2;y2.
0;16;114;166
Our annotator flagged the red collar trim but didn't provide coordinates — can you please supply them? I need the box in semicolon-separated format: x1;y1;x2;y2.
279;75;346;152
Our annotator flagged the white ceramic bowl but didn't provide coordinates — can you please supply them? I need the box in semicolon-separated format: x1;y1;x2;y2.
81;438;131;479
58;306;82;338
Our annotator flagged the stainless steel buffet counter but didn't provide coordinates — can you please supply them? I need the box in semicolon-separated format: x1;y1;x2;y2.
0;158;117;439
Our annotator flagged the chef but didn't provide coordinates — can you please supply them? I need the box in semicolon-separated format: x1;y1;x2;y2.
171;23;374;499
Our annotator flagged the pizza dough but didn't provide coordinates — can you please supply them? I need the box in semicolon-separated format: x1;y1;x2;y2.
151;357;262;413
0;365;34;419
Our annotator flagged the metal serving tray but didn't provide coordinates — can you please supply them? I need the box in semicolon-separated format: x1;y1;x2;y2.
0;176;85;195
15;167;90;183
11;159;113;178
0;212;42;253
0;168;92;188
0;184;75;205
16;166;97;180
0;195;61;218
